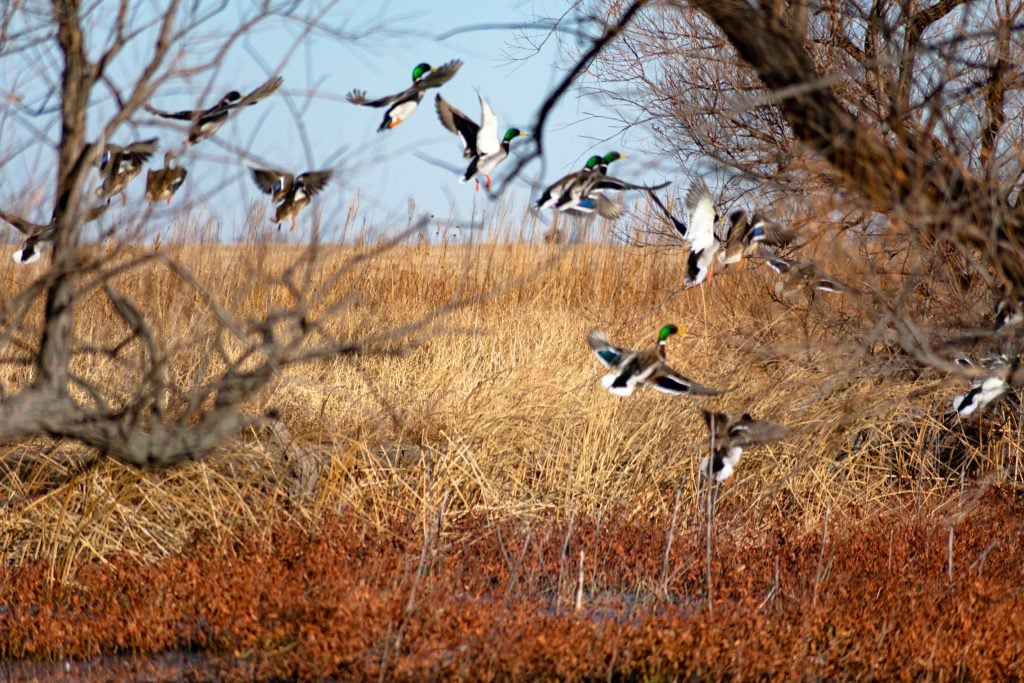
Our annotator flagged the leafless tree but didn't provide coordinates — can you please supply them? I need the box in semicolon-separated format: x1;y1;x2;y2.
0;1;436;466
530;0;1024;379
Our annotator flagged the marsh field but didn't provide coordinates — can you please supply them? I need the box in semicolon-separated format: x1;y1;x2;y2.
2;224;1023;681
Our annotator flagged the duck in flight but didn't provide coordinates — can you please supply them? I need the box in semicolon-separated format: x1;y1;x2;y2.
347;60;463;132
435;92;528;191
146;76;283;144
250;167;333;231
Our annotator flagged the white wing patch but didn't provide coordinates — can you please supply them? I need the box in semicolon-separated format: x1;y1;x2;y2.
686;180;717;252
476;92;500;157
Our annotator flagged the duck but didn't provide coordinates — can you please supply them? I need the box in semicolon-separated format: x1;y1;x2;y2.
96;138;159;204
760;246;851;297
682;179;726;287
952;354;1016;417
587;324;722;397
718;210;795;268
145;151;188;204
698;409;791;486
146;76;283;144
536;155;605;210
2;204;107;264
250;167;332;230
560;153;669;220
434;92;528;191
347;60;463;132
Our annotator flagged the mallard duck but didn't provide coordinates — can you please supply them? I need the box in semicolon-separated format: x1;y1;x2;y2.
761;247;851;297
2;204;107;264
250;167;332;231
994;297;1024;329
587;325;722;397
536;155;605;210
96;138;159;204
699;409;791;486
682;179;726;287
718;210;795;268
560;153;670;220
145;151;188;204
347;60;462;132
952;355;1016;416
953;377;1010;416
434;92;528;191
147;76;283;144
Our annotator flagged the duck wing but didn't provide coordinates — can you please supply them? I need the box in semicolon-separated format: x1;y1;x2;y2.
435;94;480;158
251;168;295;197
726;414;791;446
416;59;463;90
647;190;687;238
294;170;332;198
651;365;722;395
685;179;717;252
475;92;500;156
120;138;159;168
346;87;407;108
0;209;46;235
746;213;795;247
587;329;627;369
235;75;283;108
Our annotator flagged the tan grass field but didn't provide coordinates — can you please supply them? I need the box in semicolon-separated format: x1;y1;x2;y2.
2;232;1019;577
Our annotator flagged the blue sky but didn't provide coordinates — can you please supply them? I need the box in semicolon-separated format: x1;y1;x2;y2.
1;1;669;242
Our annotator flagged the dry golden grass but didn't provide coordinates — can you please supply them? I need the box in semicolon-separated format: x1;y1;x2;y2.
1;227;1022;576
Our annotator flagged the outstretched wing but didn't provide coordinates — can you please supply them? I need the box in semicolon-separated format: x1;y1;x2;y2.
647;191;687;238
587;329;625;369
435;94;480;158
251;167;294;196
146;105;201;121
0;208;45;235
746;213;795;248
685;179;717;251
236;75;283;108
593;177;670;193
346;88;402;108
475;92;500;157
417;59;463;90
652;367;722;395
294;170;332;198
727;414;791;446
121;138;159;167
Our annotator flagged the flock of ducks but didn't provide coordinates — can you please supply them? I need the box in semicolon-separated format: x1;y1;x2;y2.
2;61;1018;468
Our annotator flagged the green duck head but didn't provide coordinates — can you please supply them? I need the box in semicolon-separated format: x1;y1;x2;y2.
502;128;529;142
602;151;626;164
658;324;680;343
584;155;603;170
412;63;433;82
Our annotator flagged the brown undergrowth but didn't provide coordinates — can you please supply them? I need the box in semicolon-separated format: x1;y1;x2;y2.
1;233;1022;677
2;488;1022;680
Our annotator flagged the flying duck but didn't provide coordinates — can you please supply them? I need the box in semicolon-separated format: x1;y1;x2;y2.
434;92;528;191
146;76;283;144
145;151;188;204
347;60;463;132
250;167;332;231
587;324;722;397
718;210;795;268
2;204;107;264
536;155;605;210
96;138;159;204
760;247;851;297
699;409;791;486
682;179;725;287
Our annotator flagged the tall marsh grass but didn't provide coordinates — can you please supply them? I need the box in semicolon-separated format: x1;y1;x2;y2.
1;202;1021;576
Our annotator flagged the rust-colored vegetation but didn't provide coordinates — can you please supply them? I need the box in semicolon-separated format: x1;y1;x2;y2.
1;234;1022;679
3;491;1024;680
